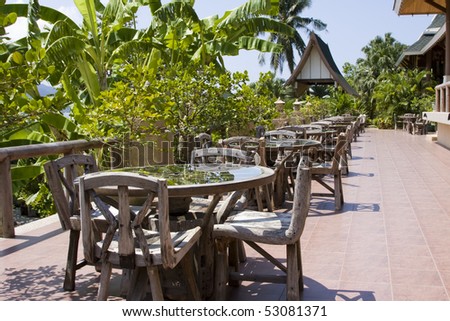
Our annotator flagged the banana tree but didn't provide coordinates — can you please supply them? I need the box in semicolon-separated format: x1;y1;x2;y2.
2;0;159;120
150;0;294;71
43;0;147;112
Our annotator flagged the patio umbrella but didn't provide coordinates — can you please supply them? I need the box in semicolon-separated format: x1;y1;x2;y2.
393;0;450;78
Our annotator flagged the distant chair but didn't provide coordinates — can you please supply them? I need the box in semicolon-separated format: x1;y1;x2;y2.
194;132;212;149
264;129;297;141
414;115;428;135
358;114;366;134
218;136;262;164
191;147;258;166
311;121;331;129
277;126;307;139
310;133;347;211
255;125;266;138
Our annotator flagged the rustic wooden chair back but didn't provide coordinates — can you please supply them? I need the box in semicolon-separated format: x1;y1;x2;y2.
219;136;260;152
213;166;311;300
194;132;212;149
190;147;257;165
310;121;331;129
310;133;347;211
79;171;202;300
44;154;99;291
264;129;297;142
339;124;354;175
352;117;361;142
277;126;307;139
219;136;263;165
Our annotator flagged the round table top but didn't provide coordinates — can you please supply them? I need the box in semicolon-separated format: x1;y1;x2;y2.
306;129;337;135
113;164;275;198
265;138;322;149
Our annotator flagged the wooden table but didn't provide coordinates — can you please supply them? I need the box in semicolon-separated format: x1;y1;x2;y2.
398;114;417;133
264;139;321;207
306;129;337;145
264;138;322;165
105;164;276;299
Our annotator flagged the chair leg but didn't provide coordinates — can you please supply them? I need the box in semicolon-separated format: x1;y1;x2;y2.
340;152;349;175
334;173;343;211
63;229;80;291
237;240;247;263
126;268;148;300
146;266;164;300
214;239;229;300
286;243;300;300
180;251;201;300
97;261;112;300
228;240;242;287
296;240;304;291
120;269;132;297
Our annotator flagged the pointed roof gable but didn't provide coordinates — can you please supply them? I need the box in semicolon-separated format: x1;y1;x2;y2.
396;14;445;66
286;32;358;96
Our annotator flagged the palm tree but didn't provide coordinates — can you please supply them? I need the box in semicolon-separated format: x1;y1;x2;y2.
261;0;326;75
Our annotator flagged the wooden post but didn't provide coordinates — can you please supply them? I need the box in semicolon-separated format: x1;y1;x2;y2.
446;0;450;78
0;158;15;238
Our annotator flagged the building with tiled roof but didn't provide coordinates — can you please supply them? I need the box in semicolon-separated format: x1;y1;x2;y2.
396;14;445;83
286;32;358;97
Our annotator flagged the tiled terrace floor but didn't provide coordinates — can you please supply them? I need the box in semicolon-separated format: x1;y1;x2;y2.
2;128;450;301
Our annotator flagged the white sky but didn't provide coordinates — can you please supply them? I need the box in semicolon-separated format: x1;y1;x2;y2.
5;0;435;81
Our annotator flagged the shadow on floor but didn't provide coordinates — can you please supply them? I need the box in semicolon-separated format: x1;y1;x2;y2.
302;277;376;301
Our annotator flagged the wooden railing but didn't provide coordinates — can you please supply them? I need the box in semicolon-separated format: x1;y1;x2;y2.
0;140;105;238
435;81;450;112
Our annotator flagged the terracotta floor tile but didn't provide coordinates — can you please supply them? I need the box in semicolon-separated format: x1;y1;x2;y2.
340;265;391;284
388;244;431;257
336;281;393;301
346;241;387;255
392;284;449;300
433;256;450;272
303;263;343;282
390;268;443;287
344;252;389;267
389;255;437;271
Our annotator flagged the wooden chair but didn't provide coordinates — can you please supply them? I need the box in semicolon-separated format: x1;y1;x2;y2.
79;171;202;300
357;114;366;134
191;147;257;166
194;132;212;149
218;136;260;153
44;154;100;291
310;133;347;211
414;115;428;135
264;129;297;142
277;126;307;139
218;137;271;209
310;120;331;129
213;166;311;300
402;113;416;133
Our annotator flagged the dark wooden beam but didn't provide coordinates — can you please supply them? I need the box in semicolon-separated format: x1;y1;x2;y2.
425;0;446;13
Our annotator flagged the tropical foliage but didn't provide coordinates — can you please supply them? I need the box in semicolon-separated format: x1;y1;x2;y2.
260;0;326;75
343;32;435;127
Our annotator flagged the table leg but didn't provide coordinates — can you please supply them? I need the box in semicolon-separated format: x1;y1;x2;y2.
197;194;222;299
